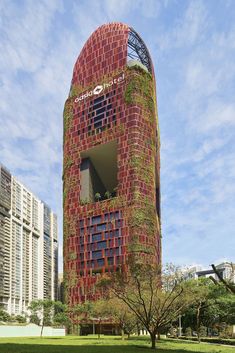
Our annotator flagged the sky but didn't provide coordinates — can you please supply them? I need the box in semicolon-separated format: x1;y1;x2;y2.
1;0;235;272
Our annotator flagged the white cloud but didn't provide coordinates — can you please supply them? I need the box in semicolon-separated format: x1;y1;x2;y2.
197;101;235;132
155;0;208;51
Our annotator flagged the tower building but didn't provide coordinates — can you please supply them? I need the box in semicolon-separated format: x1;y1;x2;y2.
0;164;58;315
63;23;161;305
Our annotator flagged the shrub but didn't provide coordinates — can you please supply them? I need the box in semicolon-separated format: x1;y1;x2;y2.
199;326;207;337
185;327;192;337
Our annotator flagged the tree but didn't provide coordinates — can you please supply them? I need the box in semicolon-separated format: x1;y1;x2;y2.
98;262;195;349
95;193;101;202
92;299;112;338
28;299;54;337
104;191;111;199
53;302;71;330
93;298;137;339
69;301;93;335
189;278;211;343
183;278;235;340
0;309;11;322
107;298;137;339
203;291;235;334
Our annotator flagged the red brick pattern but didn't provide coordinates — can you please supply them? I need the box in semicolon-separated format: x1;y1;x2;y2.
72;23;129;87
63;23;161;305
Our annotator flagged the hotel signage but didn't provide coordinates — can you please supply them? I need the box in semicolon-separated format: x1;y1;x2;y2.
74;73;125;103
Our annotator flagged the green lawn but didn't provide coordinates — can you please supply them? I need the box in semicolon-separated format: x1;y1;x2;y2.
0;336;233;353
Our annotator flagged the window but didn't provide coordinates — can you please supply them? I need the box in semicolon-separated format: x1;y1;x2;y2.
116;220;122;228
97;258;104;267
92;215;101;225
92;233;102;242
93;95;104;105
97;241;107;250
92;250;102;259
97;223;106;232
115;211;119;219
108;257;114;265
117;238;122;246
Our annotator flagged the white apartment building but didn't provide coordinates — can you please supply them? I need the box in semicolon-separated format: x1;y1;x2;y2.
0;164;58;315
183;262;235;283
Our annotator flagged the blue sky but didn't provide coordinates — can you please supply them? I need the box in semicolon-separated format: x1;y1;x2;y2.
1;0;235;272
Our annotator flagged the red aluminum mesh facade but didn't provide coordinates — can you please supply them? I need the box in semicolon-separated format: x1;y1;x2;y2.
63;23;161;305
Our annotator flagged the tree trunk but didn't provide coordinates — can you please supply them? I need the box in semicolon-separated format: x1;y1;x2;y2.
121;328;125;340
150;332;156;349
127;332;130;339
40;323;44;337
98;319;101;339
157;332;160;340
196;302;202;343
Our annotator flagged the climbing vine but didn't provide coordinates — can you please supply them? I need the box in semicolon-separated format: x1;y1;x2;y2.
122;65;161;259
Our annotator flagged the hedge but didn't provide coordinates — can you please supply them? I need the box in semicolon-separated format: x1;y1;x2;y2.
177;336;235;346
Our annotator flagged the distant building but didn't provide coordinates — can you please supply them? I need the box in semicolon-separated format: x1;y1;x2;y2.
0;164;58;315
58;273;64;303
183;262;235;283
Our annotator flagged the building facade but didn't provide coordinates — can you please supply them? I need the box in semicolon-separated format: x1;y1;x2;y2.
184;262;235;283
0;164;58;315
63;23;161;305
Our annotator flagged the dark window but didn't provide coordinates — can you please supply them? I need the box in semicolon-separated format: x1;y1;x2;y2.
116;220;122;228
96;107;106;115
87;226;95;234
94;95;104;104
94;121;102;129
92;250;102;259
108;257;114;265
97;223;106;232
115;229;119;237
92;215;102;225
97;241;107;250
92;233;102;242
97;258;104;267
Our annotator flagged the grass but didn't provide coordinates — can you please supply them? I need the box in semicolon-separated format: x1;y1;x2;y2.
0;335;234;353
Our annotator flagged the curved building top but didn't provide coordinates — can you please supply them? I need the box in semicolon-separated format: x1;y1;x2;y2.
71;22;153;89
